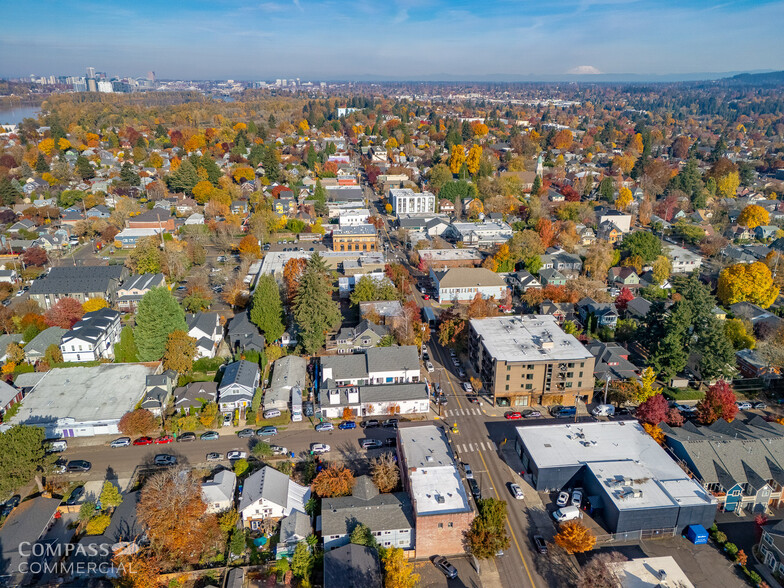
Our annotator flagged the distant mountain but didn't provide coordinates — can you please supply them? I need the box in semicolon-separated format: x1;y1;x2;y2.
344;70;775;83
722;70;784;85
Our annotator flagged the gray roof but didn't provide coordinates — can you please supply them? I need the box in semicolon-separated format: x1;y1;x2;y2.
0;496;61;582
28;265;125;296
323;544;382;588
239;465;300;512
626;296;652;317
321;478;413;537
174;381;218;409
270;355;308;392
120;272;165;292
186;311;220;337
219;360;259;393
366;346;419;373
0;379;20;407
13;371;47;389
279;509;312;545
0;333;23;355
23;326;67;357
321;353;369;380
336;320;389;343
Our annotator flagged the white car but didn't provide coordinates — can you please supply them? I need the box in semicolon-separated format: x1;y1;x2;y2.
227;451;248;460
463;463;474;479
426;361;435;373
571;488;583;507
510;484;524;500
556;491;570;507
311;443;330;455
462;382;473;393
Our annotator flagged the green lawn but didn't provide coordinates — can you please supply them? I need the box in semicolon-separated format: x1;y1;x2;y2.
660;386;704;401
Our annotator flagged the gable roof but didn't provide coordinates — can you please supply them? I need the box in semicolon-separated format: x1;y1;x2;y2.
323;544;382;588
28;265;125;296
239;465;310;514
433;267;506;288
219;360;259;392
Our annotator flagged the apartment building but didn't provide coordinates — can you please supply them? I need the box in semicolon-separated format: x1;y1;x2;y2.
332;224;377;252
468;315;595;408
389;188;436;215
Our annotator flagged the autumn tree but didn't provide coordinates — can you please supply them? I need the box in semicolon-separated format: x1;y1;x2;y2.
135;287;188;361
291;541;314;586
718;262;779;308
250;275;285;343
536;218;557;249
311;464;355;498
635;393;668;425
82;297;109;313
738;204;770;229
237;235;261;259
370;452;400;493
465;498;511;559
466;144;482;175
282;257;308;304
577;552;628;588
44;297;84;329
696;380;738;425
554;520;596;554
118;409;158;436
21;246;48;267
162;330;197;374
99;480;123;509
615;287;634;312
615;186;633;211
449;144;466;174
137;468;221;565
382;547;420;588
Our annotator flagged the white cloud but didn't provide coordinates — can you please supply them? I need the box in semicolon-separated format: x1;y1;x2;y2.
567;65;602;74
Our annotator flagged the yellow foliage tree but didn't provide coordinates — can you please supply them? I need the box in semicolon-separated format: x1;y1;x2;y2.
382;547;420;588
148;153;163;168
639;367;656;402
192;180;214;204
231;166;255;183
471;122;489;137
737;204;769;229
631;133;644;154
385;137;398;149
233;122;247;132
83;298;109;313
41;172;60;186
717;171;740;198
615;186;633;211
449;144;466;174
642;422;665;445
298;120;309;133
58;138;71;151
38;138;55;156
554;520;596;553
466;144;482;175
184;134;206;153
718;261;779;308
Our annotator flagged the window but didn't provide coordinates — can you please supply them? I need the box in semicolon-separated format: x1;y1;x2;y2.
505;385;509;391
579;372;583;378
438;523;443;529
448;522;453;528
525;384;532;390
731;489;742;497
526;374;534;380
568;363;575;368
506;375;510;381
580;362;584;367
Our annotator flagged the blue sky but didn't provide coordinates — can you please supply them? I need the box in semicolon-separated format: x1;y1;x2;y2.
1;0;782;80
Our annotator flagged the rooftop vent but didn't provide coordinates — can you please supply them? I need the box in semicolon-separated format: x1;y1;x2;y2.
435;495;445;504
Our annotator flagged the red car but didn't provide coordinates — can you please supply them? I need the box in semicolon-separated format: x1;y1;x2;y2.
504;412;523;420
154;435;174;444
423;294;430;300
133;436;154;446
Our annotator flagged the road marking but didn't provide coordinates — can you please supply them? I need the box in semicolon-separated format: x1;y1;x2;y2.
479;442;487;451
489;440;497;450
476;447;537;588
468;443;474;452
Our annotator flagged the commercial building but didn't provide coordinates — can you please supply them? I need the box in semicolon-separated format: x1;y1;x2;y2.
319;381;429;418
389;188;436;215
468;315;595;407
332;223;377;252
9;363;158;437
418;248;483;269
338;208;371;227
514;421;716;533
445;221;513;247
431;267;508;304
608;556;694;588
398;425;473;557
320;346;420;386
115;227;164;248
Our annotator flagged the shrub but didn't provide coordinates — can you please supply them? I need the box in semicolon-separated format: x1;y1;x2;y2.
747;570;761;585
714;531;727;544
725;542;738;558
86;514;111;535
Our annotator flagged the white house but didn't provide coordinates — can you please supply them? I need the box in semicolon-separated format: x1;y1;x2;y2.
430;267;508;304
186;312;222;359
201;470;237;514
446;221;513;247
664;243;703;273
338;208;371;227
320;346;421;387
0;269;18;283
319;382;429;419
239;466;310;529
389;188;436;215
60;308;122;363
218;360;260;414
598;210;632;233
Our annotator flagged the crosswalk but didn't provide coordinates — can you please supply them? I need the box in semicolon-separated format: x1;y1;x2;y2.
443;407;483;417
454;440;498;453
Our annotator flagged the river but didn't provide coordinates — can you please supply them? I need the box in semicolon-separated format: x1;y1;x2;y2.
0;105;41;125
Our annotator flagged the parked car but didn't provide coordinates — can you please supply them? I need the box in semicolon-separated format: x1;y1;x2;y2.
505;411;523;420
310;443;330;455
46;440;67;453
133;436;154;446
66;486;84;505
154;435;174;444
237;428;255;438
522;409;541;418
435;393;448;405
753;401;768;410
338;420;356;430
468;478;481;501
382;419;398;429
532;535;548;554
315;422;334;432
110;437;131;448
66;460;91;473
1;495;21;516
154;454;177;466
270;445;288;455
510;483;524;500
457;368;466;378
200;431;219;441
462;382;473;393
177;432;196;442
556;491;570;507
736;401;753;410
227;451;248;460
552;505;581;522
206;452;223;461
361;419;380;429
361;439;383;449
263;409;281;419
433;556;458;580
222;412;233;426
463;463;474;479
571;488;583;507
426;361;435;372
257;426;278;436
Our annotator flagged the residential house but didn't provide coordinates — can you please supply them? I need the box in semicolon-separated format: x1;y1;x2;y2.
202;470;238;514
755;225;780;241
60;308;122;362
0;269;17;283
538;268;567;287
139;371;176;417
607;267;641;290
430;267;508;304
86;205;112;219
0;333;23;362
321;346;420;387
277;509;312;559
0;380;23;421
28;265;128;309
597;220;623;244
116;273;166;312
115;227;164;247
736;348;781;378
185;212;204;225
23;327;66;362
173;380;218;413
664;243;702;273
598;210;632;233
323;544;382;588
508;270;541;293
322;476;414;552
541;248;582;273
327;320;389;354
218;359;260;415
586;341;639;381
575;224;596;245
126;209;175;231
578;297;619;328
539;301;577;325
626;296;652;321
359;301;405;330
186;312;222;358
758;520;784;576
438;199;455;214
239;466;311;529
729;302;783;337
226;309;266;353
264;355;307;412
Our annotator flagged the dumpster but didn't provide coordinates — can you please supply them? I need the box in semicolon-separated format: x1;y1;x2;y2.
685;524;708;545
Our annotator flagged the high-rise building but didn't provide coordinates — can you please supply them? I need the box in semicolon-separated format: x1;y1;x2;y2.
146;71;155;82
86;66;95;78
86;78;98;92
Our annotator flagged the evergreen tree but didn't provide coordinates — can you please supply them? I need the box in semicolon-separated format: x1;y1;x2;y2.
290;542;314;585
531;174;542;196
250;275;285;343
261;145;282;183
697;317;736;380
313;179;327;215
120;162;140;186
35;152;49;173
195;155;222;184
0;176;20;205
75;155;95;180
134;287;188;361
166;159;199;193
294;254;341;354
155;124;167;139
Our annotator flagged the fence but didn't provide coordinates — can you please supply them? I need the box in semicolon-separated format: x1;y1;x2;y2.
594;527;677;544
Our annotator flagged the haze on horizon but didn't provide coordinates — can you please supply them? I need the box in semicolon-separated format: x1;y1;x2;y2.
1;0;782;80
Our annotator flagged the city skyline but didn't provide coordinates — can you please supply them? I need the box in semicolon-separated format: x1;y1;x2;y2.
1;0;782;80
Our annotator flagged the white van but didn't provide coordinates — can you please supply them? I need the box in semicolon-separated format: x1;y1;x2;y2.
552;505;581;522
47;440;67;453
591;404;615;417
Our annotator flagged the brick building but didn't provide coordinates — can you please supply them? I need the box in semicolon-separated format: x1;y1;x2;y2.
398;425;473;558
126;209;176;231
332;224;377;252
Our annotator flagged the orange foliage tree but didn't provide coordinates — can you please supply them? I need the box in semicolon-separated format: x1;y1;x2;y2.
311;464;355;498
283;257;308;304
554;520;596;553
238;235;261;259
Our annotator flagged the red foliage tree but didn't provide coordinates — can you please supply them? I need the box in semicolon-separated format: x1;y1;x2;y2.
666;407;684;427
755;514;769;541
536;218;557;249
696;380;738;425
21;246;48;267
636;393;669;425
615;287;634;312
44;297;85;329
561;185;580;202
118;408;158;436
366;164;381;187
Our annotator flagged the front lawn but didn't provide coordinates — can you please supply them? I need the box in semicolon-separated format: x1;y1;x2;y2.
661;386;705;401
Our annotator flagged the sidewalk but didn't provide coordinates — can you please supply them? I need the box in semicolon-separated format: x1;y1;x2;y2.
477;557;503;588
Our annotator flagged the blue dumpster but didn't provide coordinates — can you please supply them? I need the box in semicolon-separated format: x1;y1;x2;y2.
685;524;708;545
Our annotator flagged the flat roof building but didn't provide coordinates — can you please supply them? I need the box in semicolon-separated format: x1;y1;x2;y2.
515;421;716;533
469;315;595;408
